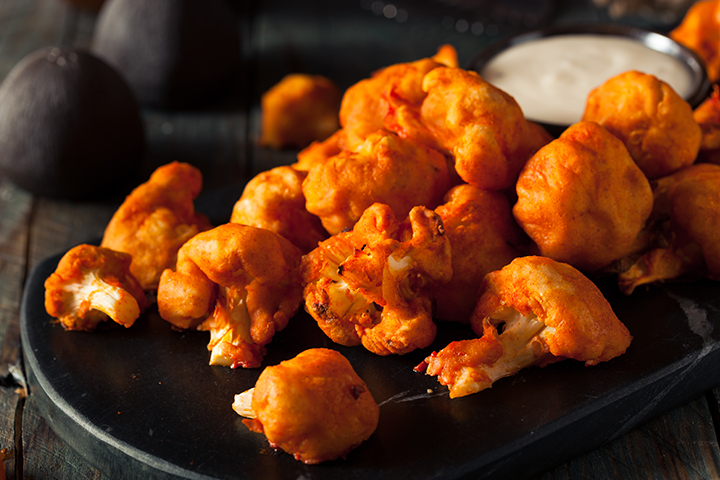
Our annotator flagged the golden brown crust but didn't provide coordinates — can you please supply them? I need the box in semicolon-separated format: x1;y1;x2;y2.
419;256;632;398
434;184;524;322
618;163;720;293
157;223;303;368
513;121;653;272
100;161;212;291
44;244;148;331
418;67;552;191
259;74;340;150
301;203;452;355
230;166;328;252
582;70;701;179
471;256;632;365
339;45;457;151
302;129;452;235
244;348;379;464
671;0;720;83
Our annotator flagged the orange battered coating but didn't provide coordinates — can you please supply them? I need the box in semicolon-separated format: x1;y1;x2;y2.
418;67;552;191
45;244;148;331
339;45;458;150
157;223;303;368
582;70;701;179
258;74;341;150
230;166;328;253
694;85;720;165
670;0;720;83
514;121;653;273
301;203;452;355
101;161;212;291
235;348;379;464
302;128;452;235
618;163;720;294
293;129;346;172
417;256;632;398
434;184;525;323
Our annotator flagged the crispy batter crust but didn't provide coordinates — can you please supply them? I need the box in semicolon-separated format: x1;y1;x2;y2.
582;70;701;179
243;348;379;464
434;184;524;322
514;121;653;272
157;223;303;368
259;74;340;150
230;166;328;252
471;256;632;364
101;161;212;291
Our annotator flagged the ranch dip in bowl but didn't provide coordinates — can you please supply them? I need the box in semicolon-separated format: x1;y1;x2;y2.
469;24;709;136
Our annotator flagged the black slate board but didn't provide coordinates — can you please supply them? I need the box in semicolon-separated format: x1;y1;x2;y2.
20;247;720;480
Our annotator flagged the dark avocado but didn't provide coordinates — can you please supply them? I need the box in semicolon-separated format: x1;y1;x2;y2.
0;47;145;199
90;0;241;110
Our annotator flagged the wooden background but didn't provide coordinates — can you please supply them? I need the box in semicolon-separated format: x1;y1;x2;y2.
1;0;720;478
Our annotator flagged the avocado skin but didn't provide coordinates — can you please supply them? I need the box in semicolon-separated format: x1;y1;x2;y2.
0;48;145;200
91;0;241;110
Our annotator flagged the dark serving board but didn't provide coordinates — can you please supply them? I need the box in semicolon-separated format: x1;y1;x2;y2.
21;245;720;480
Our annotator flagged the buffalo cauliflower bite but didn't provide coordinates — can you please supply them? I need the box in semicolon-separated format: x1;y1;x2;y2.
101;161;212;291
45;244;148;331
293;129;346;172
230;166;328;253
339;45;458;150
233;348;379;464
301;203;452;355
618;163;720;294
258;74;341;150
514;121;654;273
582;70;701;179
434;184;525;323
417;67;553;191
694;85;720;165
302;128;452;235
417;256;633;398
157;223;303;368
670;0;720;83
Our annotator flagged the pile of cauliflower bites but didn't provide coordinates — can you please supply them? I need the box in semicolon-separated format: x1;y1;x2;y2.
44;39;720;463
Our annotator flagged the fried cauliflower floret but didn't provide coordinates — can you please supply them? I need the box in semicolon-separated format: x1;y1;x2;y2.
582;70;701;180
302;128;452;235
233;348;379;464
418;67;552;191
44;244;148;331
694;85;720;165
293;129;346;172
301;203;452;355
514;121;654;273
101;161;212;291
434;184;525;323
339;45;458;150
618;163;720;294
230;166;328;253
670;0;720;83
258;74;341;150
157;223;303;368
417;256;632;398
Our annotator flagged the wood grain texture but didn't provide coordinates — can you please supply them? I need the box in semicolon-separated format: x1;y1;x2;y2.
0;178;31;480
535;393;720;479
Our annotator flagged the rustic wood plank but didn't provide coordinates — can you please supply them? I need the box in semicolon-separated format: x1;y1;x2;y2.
0;174;32;480
536;393;720;479
22;394;105;480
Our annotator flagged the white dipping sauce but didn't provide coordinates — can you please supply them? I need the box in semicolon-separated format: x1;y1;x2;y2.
480;34;694;126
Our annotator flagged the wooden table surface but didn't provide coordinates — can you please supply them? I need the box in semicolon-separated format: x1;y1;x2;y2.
1;0;720;478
